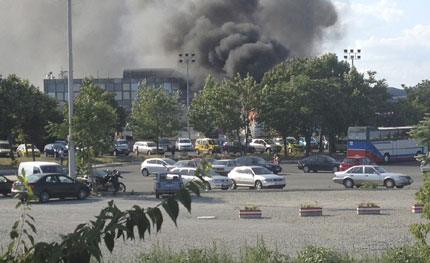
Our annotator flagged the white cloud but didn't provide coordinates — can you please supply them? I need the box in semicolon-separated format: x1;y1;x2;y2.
352;0;404;22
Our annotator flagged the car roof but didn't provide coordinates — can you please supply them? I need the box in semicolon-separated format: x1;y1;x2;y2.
20;161;60;166
235;165;265;169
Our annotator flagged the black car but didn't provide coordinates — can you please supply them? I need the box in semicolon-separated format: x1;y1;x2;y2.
297;155;340;173
11;173;90;203
234;156;282;174
222;141;256;154
0;175;13;196
159;138;173;151
44;143;68;157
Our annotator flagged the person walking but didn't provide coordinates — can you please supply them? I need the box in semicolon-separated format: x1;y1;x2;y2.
171;145;176;159
273;154;280;165
59;148;65;166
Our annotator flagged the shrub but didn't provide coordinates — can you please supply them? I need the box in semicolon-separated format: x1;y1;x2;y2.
358;201;378;207
295;245;350;263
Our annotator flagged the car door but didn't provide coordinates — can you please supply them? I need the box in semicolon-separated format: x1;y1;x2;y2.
145;159;158;173
348;166;365;185
57;175;77;197
364;167;382;185
43;175;62;197
242;168;255;186
233;168;245;185
154;160;167;173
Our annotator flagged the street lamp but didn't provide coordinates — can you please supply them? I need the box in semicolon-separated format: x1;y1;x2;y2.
67;0;76;179
344;49;361;67
178;53;195;139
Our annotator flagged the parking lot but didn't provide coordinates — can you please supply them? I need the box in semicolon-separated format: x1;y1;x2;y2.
0;160;426;260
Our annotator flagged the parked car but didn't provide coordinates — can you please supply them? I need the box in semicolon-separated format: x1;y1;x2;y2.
284;137;305;153
339;156;375;171
170;167;232;190
44;143;68;157
112;141;130;156
421;162;430;173
211;159;237;176
140;158;176;176
159;138;173;151
11;173;90;202
249;138;281;153
333;138;348;153
0;140;11;157
18;161;66;177
194;138;221;155
228;166;285;190
16;144;41;157
298;137;319;149
175;138;193;151
234;156;282;174
154;172;184;198
222;141;255;154
133;141;165;155
297;155;340;173
0;175;14;196
333;165;413;189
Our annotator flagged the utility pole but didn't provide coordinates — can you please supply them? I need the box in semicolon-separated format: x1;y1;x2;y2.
67;0;76;178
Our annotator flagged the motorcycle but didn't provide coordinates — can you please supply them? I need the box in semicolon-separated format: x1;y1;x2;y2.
83;169;126;193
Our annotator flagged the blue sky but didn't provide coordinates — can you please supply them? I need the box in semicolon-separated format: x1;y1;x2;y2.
322;0;430;88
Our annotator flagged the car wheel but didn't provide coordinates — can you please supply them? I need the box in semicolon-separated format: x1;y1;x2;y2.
39;191;50;203
77;189;88;200
384;179;395;188
396;185;404;189
255;180;263;190
343;179;354;188
204;182;211;191
118;183;126;192
230;179;237;190
332;166;339;172
383;153;390;163
303;166;310;173
142;169;149;177
45;152;48;157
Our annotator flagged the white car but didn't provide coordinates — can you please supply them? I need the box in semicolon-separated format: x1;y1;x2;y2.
141;158;176;176
175;138;193;151
211;159;237;176
333;165;413;188
133;141;166;155
170;167;232;190
421;161;430;172
228;166;285;190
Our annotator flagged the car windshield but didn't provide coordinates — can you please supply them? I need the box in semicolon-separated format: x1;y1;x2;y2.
374;166;388;173
252;167;271;174
159;139;169;144
0;143;8;149
324;156;336;162
253;157;266;164
147;142;157;147
179;139;190;143
286;138;297;143
27;174;43;183
162;159;176;165
40;165;66;175
265;139;275;144
53;144;63;149
207;140;216;145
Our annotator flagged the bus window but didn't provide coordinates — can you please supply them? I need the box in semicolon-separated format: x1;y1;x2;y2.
347;127;367;140
369;130;380;140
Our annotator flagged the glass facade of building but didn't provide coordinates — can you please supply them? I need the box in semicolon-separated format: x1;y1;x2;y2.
43;68;187;111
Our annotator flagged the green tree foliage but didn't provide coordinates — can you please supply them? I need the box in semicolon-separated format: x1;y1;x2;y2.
0;74;61;162
48;77;118;175
129;83;183;147
404;80;430;121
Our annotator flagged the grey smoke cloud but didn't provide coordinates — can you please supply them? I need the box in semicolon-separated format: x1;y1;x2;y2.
0;0;338;88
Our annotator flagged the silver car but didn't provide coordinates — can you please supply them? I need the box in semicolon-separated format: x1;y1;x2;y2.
211;159;237;176
333;165;413;189
228;166;285;190
170;167;232;190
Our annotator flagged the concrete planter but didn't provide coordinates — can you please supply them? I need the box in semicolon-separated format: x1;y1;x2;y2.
412;204;424;213
357;205;380;215
239;209;262;219
299;207;323;217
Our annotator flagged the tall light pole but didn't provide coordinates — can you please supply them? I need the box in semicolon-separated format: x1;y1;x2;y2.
344;49;361;67
67;0;76;178
178;53;195;139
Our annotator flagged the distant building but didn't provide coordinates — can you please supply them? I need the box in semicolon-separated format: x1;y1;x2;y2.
43;68;187;111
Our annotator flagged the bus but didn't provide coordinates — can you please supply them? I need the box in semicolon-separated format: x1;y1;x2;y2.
347;126;426;163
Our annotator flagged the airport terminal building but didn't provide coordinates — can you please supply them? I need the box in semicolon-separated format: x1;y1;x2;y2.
43;68;188;111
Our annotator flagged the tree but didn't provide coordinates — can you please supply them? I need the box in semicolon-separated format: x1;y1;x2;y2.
0;74;61;162
49;77;118;176
129;83;184;149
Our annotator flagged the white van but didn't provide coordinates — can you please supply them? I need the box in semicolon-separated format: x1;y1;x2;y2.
18;161;66;177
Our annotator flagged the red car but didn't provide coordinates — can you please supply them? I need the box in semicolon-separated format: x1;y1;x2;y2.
339;156;375;171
